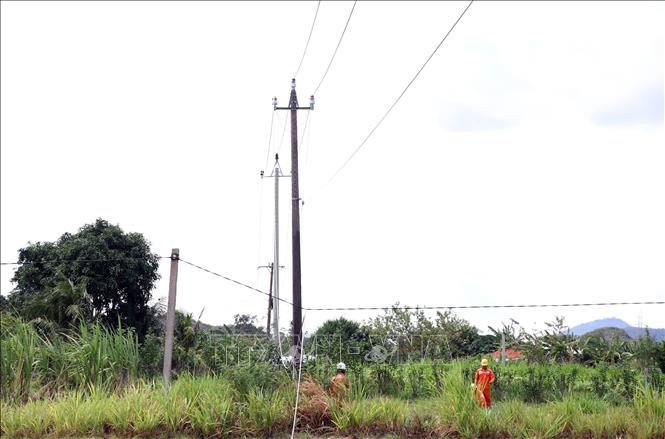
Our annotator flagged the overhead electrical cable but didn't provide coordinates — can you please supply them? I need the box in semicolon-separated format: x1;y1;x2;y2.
10;257;660;313
305;301;665;312
300;111;315;201
263;110;276;173
152;259;665;312
258;109;280;286
294;1;322;78
313;0;358;95
179;258;296;307
276;111;290;155
297;110;311;153
0;256;169;266
324;0;474;187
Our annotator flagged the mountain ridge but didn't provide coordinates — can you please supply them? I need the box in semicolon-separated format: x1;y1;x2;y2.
571;318;665;341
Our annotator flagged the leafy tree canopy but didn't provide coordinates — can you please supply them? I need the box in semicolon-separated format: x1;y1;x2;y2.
8;219;160;337
230;314;264;335
315;317;366;340
312;317;370;364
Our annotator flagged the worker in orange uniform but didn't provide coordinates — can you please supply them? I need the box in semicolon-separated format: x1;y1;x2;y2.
474;358;495;408
331;362;351;400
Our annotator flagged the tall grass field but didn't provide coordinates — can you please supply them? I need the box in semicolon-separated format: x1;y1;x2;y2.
1;314;664;438
2;372;664;438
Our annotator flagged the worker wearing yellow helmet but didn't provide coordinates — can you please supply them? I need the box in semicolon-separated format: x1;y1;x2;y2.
474;358;495;408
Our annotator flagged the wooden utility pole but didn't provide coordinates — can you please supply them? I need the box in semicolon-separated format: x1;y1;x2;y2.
274;79;314;350
162;248;179;385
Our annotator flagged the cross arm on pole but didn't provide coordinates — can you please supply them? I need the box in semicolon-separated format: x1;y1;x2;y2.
274;107;312;111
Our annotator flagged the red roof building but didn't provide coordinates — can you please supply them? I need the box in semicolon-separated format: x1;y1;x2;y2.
491;348;524;362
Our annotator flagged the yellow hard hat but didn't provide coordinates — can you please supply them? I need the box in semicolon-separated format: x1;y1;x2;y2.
481;358;489;366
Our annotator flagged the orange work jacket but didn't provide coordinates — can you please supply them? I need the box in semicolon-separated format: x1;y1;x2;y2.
331;372;350;398
474;367;495;390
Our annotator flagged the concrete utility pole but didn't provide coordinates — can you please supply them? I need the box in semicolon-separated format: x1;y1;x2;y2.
274;79;314;351
501;333;506;366
258;260;283;339
266;262;274;336
260;154;287;342
162;248;179;386
272;156;281;342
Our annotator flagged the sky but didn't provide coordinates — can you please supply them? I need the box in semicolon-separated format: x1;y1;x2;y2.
1;1;663;336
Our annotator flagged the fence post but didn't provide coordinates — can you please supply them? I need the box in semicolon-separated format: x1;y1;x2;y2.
162;248;179;386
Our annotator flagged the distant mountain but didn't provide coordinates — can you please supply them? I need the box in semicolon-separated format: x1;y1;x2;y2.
571;318;665;342
623;326;665;342
197;320;230;336
572;318;630;335
580;327;632;343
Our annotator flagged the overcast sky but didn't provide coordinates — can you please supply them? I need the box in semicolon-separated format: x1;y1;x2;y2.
2;1;663;335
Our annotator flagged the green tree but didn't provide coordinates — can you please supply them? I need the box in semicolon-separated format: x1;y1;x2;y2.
657;341;665;373
540;316;579;363
8;219;160;338
172;311;208;373
578;329;633;365
23;276;91;327
364;305;482;362
469;334;498;355
634;328;660;370
433;310;480;358
366;305;435;362
516;317;580;363
230;314;264;335
312;317;370;365
488;319;528;349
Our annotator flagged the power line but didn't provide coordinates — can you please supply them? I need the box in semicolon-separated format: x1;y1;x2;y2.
263;110;276;173
258;110;278;286
151;258;665;313
313;0;357;95
179;258;296;307
300;112;315;201
296;110;313;198
8;256;661;314
297;110;311;153
0;256;169;266
324;0;474;187
276;110;290;155
294;0;322;78
257;175;266;290
305;301;665;312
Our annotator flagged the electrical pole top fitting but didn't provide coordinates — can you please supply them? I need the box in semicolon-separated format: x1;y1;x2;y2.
273;79;315;111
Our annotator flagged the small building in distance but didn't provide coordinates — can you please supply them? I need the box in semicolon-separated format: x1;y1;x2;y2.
491;348;524;362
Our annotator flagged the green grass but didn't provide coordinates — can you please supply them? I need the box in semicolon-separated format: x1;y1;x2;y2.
2;365;664;439
3;313;663;403
1;315;140;403
2;315;664;437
